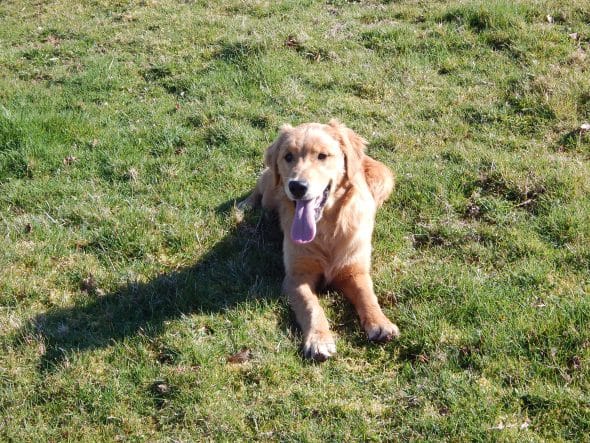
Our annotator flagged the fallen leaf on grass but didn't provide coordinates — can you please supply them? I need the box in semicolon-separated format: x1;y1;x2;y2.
80;274;104;296
569;355;582;370
80;274;97;293
580;122;590;132
438;406;450;416
227;347;252;364
459;346;472;357
151;381;171;396
63;155;77;165
284;35;301;50
569;32;579;40
465;202;481;218
198;325;213;335
416;354;430;364
125;167;139;182
44;35;61;46
157;351;175;365
173;365;201;374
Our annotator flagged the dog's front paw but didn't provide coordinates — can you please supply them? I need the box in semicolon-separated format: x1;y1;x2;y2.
303;331;336;362
364;316;400;343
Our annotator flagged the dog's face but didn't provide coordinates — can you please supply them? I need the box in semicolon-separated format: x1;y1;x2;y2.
265;121;365;244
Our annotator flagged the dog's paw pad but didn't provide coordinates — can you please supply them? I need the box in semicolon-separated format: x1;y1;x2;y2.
366;320;400;343
303;332;336;362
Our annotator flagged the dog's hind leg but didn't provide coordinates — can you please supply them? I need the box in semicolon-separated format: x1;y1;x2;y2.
237;190;261;211
237;168;274;211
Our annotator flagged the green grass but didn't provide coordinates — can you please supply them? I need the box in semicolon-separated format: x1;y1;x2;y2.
1;0;589;440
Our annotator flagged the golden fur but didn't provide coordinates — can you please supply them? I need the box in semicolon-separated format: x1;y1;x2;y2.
239;120;398;360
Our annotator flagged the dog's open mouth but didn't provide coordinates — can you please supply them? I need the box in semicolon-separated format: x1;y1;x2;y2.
290;183;331;244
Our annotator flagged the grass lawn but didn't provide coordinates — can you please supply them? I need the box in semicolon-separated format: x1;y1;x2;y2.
1;0;589;440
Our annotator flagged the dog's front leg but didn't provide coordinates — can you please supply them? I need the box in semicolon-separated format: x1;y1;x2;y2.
283;274;336;361
333;265;400;342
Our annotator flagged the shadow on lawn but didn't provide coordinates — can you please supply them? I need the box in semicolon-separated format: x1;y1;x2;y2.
25;200;286;372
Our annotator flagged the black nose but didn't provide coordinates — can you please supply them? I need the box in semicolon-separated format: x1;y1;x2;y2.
288;180;308;199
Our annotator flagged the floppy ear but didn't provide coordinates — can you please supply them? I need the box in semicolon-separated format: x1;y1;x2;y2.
264;124;292;186
328;119;365;181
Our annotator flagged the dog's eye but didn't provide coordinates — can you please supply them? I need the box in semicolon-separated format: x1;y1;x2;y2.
285;153;293;163
318;153;327;160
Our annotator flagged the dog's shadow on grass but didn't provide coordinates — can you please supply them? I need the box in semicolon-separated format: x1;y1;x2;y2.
24;200;288;372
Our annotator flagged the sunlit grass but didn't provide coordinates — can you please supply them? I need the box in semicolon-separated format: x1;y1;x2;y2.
1;0;589;440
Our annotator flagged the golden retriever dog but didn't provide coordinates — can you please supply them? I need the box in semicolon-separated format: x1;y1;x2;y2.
239;120;399;361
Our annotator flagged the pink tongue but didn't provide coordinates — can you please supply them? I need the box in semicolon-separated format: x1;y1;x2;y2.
291;199;316;244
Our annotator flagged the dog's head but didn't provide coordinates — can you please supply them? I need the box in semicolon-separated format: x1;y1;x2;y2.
264;120;366;244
